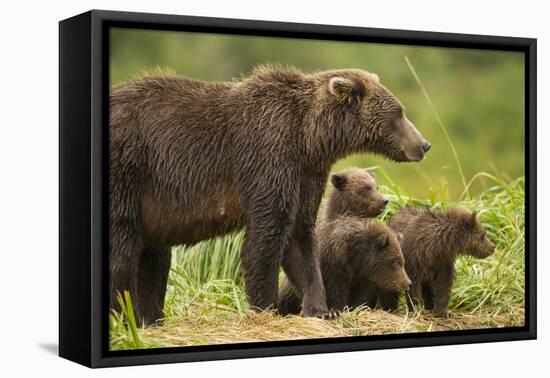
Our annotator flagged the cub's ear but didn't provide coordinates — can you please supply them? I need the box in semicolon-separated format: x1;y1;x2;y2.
331;173;347;190
464;211;477;229
396;232;403;242
376;234;389;249
328;77;365;103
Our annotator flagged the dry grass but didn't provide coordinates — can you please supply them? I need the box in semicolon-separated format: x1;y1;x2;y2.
119;305;524;349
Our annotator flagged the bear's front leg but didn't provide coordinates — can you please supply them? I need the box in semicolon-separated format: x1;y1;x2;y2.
240;218;290;312
421;282;435;311
109;223;143;322
431;263;454;318
283;232;328;317
323;272;351;312
283;225;329;317
281;175;329;317
348;285;377;309
277;279;303;315
137;246;172;325
406;280;423;311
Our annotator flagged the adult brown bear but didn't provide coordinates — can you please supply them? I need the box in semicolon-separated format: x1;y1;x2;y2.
109;66;431;324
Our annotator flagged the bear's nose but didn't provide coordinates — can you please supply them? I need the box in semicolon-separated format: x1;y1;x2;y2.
422;141;432;153
382;199;389;206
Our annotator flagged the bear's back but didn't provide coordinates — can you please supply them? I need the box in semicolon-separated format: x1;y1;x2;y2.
388;207;428;234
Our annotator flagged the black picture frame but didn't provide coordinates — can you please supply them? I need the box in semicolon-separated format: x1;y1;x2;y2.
59;9;537;368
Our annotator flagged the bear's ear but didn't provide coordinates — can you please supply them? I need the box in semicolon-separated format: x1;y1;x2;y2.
376;234;389;249
328;77;365;103
365;169;376;178
331;173;347;190
464;211;477;229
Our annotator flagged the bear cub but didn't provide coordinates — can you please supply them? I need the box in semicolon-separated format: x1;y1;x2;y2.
385;207;496;317
277;168;411;314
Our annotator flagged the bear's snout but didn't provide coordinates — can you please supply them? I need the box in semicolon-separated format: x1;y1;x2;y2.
395;271;412;292
398;116;431;162
404;275;412;291
371;198;388;216
484;240;496;257
378;198;389;210
422;140;432;153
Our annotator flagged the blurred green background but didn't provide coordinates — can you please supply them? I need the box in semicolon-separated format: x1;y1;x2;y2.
110;28;525;200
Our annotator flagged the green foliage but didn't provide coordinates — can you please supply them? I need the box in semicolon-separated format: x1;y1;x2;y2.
110;29;525;199
164;232;248;320
404;56;469;198
109;291;144;350
452;176;524;314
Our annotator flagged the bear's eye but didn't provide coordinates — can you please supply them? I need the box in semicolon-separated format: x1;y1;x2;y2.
398;104;406;116
392;106;404;120
359;187;371;196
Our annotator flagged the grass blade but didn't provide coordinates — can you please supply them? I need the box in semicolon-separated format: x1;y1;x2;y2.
404;56;469;198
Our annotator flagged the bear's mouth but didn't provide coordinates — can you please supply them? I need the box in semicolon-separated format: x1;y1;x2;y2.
393;285;408;293
402;148;425;162
469;245;496;259
374;204;387;214
483;246;496;257
390;147;424;163
385;281;410;293
366;203;386;217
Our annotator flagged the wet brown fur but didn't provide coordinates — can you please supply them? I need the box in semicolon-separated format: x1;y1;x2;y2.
109;66;429;324
278;169;410;314
384;207;496;316
323;168;388;221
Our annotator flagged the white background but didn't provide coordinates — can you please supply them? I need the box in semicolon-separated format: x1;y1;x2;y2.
0;0;547;376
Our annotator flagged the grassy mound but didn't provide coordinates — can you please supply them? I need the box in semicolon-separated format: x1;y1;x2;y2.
109;175;525;351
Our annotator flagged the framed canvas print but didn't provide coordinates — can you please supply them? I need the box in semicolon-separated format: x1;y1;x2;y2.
59;10;537;368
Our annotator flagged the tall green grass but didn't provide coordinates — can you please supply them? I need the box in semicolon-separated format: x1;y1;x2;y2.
163;232;248;320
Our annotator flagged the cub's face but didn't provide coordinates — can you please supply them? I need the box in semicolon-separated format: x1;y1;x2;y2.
331;168;388;218
462;213;496;258
325;70;431;162
365;230;411;292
